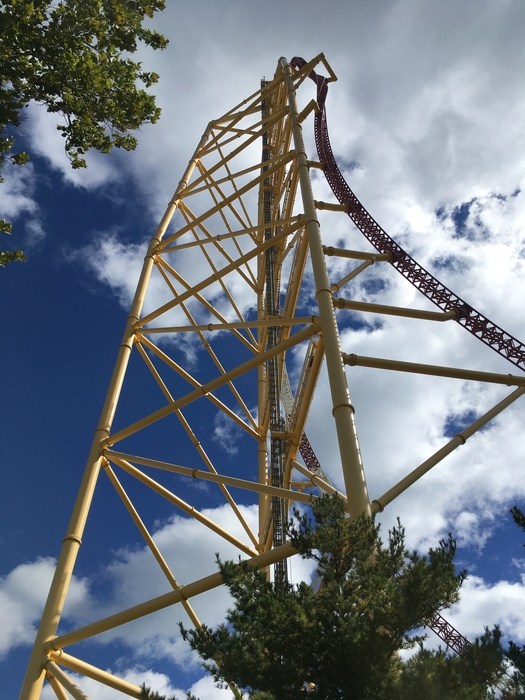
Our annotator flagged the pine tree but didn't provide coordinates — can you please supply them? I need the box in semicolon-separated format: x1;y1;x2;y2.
394;627;508;700
180;495;473;700
146;496;521;699
510;506;525;544
499;507;525;698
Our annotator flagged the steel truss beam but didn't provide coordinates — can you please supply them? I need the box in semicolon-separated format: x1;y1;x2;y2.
20;55;524;699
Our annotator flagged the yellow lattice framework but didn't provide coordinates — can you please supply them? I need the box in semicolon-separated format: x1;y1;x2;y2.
20;54;524;700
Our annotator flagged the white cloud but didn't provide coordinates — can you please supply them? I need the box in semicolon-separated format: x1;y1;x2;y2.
87;503;314;646
428;571;525;647
40;667;186;700
24;217;46;247
0;558;88;660
0;161;39;221
186;674;232;700
212;411;243;456
25;102;117;189
70;233;146;309
0;558;54;657
0;160;46;248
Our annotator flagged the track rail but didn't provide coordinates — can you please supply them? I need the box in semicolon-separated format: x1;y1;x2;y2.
291;57;525;373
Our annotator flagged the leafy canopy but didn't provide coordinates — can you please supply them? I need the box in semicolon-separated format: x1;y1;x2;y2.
0;0;168;265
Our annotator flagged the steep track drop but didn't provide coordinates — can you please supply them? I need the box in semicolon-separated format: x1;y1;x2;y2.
291;57;525;373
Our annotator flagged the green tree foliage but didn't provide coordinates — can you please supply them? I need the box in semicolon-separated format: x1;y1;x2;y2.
394;628;509;700
0;236;26;266
139;684;178;700
0;0;168;264
180;495;476;700
145;498;525;699
511;506;525;544
500;506;525;698
505;641;525;700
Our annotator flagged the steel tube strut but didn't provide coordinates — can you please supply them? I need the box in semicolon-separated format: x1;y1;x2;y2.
45;541;298;651
372;385;525;512
343;353;525;385
280;57;371;518
43;662;90;700
104;451;318;504
49;651;142;698
45;673;70;700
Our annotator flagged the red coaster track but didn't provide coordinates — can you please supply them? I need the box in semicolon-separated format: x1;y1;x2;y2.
291;57;525;374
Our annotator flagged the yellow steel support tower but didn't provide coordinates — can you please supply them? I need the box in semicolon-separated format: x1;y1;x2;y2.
20;55;524;699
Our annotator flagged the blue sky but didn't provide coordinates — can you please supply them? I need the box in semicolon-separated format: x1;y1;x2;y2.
2;1;525;698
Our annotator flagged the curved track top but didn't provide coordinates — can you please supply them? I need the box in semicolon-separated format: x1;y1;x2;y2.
291;57;525;373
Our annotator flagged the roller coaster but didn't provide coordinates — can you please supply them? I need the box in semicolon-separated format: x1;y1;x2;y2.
20;54;524;699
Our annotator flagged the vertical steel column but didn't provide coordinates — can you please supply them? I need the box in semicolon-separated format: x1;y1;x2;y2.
19;129;212;700
257;328;269;552
280;58;371;518
257;81;270;551
261;81;287;583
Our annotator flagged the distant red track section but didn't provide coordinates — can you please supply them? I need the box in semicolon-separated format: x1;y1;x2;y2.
429;612;471;654
291;57;525;373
